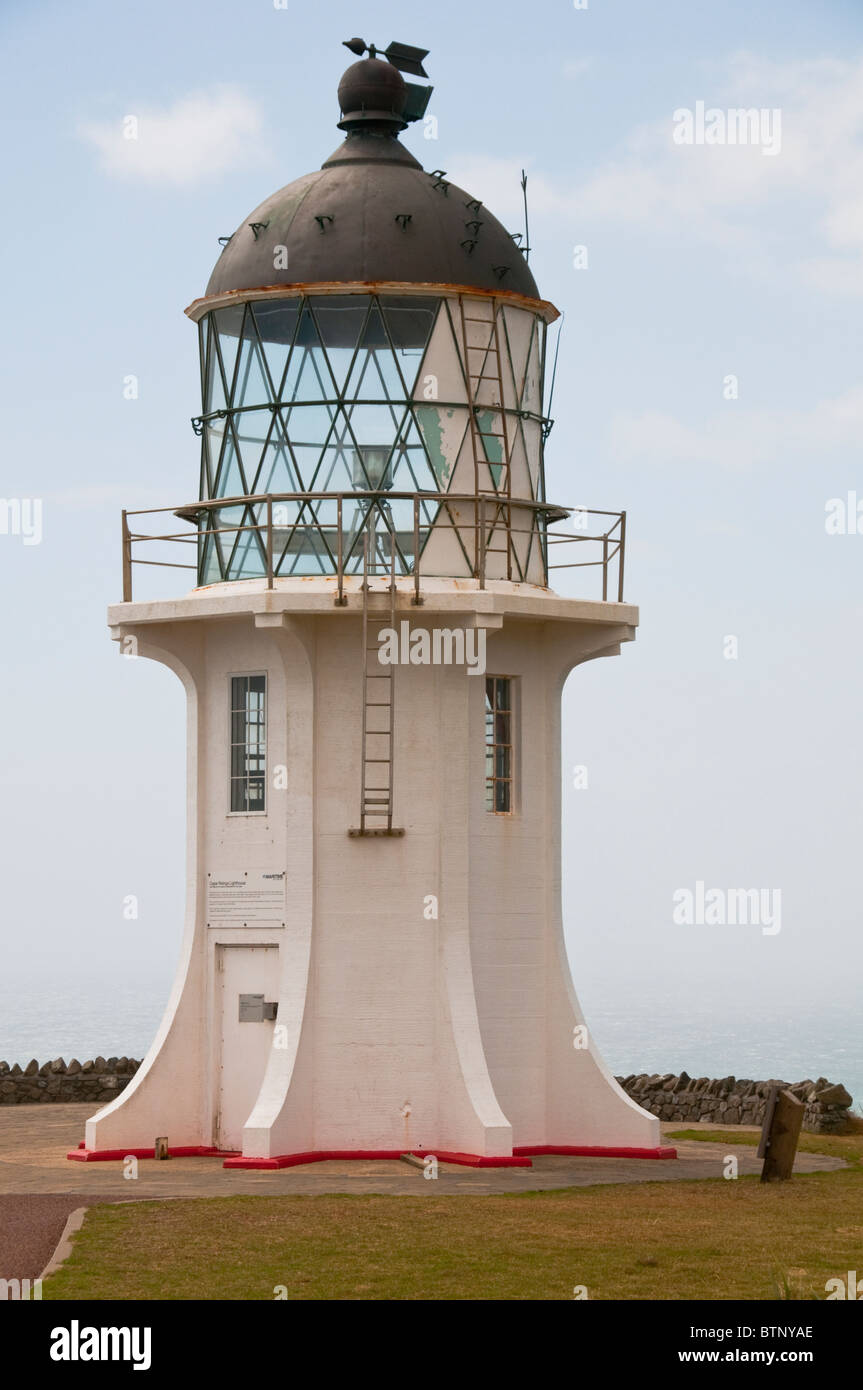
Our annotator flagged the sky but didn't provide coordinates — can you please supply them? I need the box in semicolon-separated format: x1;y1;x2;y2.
0;0;860;1088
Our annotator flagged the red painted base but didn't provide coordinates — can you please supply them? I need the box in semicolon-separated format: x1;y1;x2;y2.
222;1149;531;1170
68;1142;677;1166
67;1144;238;1162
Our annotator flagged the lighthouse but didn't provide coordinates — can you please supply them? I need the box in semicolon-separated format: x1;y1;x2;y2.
79;40;665;1165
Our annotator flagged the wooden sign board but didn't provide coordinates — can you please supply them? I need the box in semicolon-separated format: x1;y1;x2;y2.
758;1086;804;1182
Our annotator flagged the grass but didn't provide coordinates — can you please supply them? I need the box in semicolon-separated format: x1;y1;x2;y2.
44;1154;863;1301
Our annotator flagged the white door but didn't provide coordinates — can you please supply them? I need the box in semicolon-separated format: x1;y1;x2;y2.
216;944;279;1150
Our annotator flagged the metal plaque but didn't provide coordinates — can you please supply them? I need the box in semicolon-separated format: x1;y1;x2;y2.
206;869;286;924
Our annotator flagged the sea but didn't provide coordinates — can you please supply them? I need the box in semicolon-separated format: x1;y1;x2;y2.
0;969;859;1110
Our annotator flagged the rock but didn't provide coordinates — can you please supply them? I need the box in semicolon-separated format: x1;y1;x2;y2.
678;1070;691;1088
81;1060;95;1073
50;1058;66;1073
106;1057;118;1070
814;1083;852;1108
24;1060;39;1076
67;1059;81;1074
10;1063;21;1076
93;1056;107;1071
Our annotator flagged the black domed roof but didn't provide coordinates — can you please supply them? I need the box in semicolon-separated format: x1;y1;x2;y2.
203;56;539;301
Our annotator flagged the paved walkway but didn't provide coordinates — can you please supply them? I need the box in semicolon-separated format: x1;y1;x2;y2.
0;1104;846;1280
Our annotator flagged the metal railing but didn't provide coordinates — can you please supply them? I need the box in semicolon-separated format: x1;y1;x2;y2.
119;491;626;605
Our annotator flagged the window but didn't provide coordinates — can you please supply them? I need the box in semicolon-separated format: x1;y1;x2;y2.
230;675;266;812
485;677;514;813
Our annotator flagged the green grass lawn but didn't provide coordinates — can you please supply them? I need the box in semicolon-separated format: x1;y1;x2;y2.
44;1141;863;1301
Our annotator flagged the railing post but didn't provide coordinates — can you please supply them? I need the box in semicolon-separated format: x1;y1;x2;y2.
336;494;345;605
121;509;132;602
266;496;274;590
602;532;608;602
617;510;626;602
479;496;486;589
412;495;422;606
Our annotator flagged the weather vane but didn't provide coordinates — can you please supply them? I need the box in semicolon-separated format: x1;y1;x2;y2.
342;37;430;76
341;37;433;123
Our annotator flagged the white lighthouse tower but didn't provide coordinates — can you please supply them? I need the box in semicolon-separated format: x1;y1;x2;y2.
78;41;667;1166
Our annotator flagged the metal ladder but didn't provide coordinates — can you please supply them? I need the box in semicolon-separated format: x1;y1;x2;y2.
351;512;403;836
459;297;514;580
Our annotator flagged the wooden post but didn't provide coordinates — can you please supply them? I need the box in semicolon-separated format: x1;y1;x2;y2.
758;1086;804;1182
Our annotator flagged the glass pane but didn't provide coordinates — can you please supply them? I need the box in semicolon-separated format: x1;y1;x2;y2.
380;296;439;352
311;296;369;392
233;320;273;409
204;318;228;416
251;300;300;343
214;441;248;501
214;303;246;399
229;675;266;811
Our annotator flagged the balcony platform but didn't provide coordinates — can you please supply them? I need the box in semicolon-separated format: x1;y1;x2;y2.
108;575;638;635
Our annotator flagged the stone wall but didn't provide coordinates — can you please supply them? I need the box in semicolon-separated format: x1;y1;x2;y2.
0;1057;141;1105
615;1072;855;1134
0;1057;854;1133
